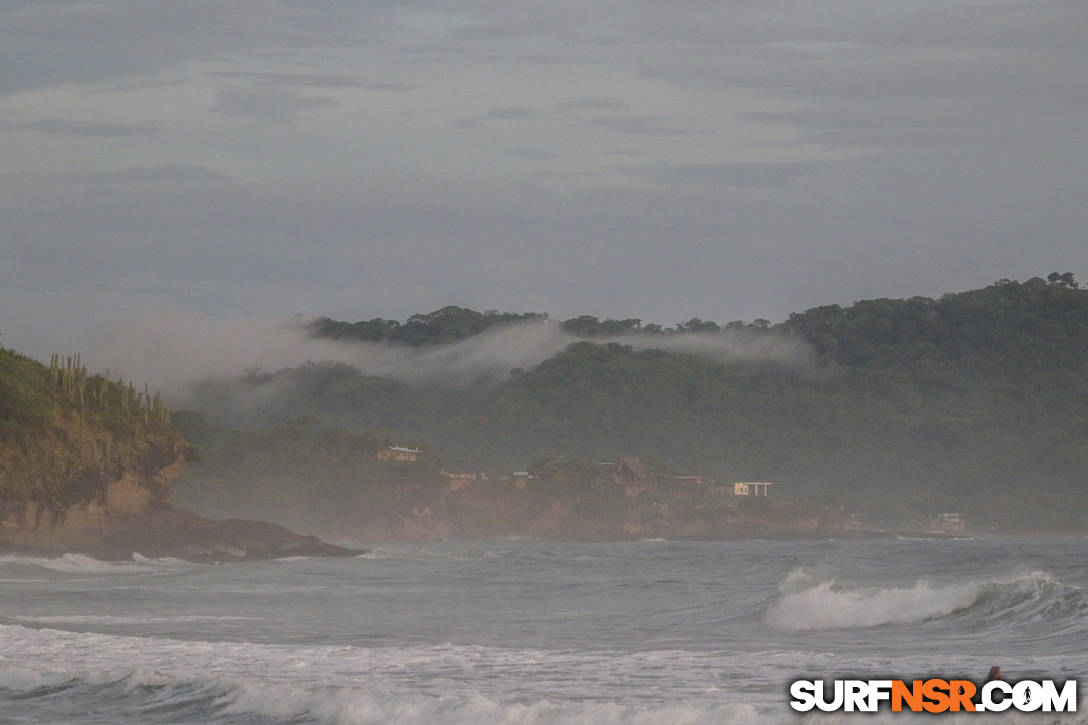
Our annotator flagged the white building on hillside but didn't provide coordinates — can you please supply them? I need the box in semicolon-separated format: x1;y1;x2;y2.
733;481;773;497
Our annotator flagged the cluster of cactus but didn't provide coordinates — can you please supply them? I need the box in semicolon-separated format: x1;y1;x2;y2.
117;379;172;429
48;353;171;432
49;353;88;403
49;353;90;434
7;353;174;507
142;382;170;427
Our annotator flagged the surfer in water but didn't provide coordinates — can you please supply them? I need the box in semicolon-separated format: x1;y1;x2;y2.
972;666;1003;708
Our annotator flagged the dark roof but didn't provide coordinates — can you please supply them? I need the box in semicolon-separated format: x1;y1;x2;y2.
617;457;651;480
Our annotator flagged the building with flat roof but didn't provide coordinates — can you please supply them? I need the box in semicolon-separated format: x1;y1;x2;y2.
931;512;966;533
376;446;423;463
733;481;772;497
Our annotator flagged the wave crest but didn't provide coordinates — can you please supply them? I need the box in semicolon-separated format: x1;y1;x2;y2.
765;570;1073;631
0;553;189;575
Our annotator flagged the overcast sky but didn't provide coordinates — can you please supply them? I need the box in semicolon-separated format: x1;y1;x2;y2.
1;0;1085;358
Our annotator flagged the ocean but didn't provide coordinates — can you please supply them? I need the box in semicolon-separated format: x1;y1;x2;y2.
1;536;1085;724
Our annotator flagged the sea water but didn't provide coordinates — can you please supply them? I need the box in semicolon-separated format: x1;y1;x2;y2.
1;537;1085;724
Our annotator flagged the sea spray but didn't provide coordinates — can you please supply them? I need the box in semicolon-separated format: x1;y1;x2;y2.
765;578;982;630
764;570;1079;632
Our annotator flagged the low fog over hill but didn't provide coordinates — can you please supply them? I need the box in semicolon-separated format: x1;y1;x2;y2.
160;277;1088;532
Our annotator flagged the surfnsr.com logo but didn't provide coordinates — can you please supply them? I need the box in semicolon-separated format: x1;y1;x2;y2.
789;679;1077;713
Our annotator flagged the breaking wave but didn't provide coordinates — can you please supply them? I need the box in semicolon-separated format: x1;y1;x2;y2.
355;545;488;561
10;614;263;626
0;553;190;575
0;623;784;724
765;569;1086;632
0;666;770;725
4;658;1083;724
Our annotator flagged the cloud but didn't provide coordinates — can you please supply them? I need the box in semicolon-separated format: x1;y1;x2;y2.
74;163;231;184
207;71;413;92
451;118;486;130
1;118;160;138
618;160;834;188
487;105;535;120
504;147;561;160
0;1;408;96
208;71;364;88
557;96;630;113
212;88;340;123
582;115;690;136
77;314;813;399
363;81;414;92
0;0;1086;365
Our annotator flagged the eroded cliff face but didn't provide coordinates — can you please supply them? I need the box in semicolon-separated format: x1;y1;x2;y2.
1;446;359;561
0;349;358;561
0;440;190;553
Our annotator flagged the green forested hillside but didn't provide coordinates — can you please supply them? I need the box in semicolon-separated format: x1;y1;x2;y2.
182;277;1088;530
0;348;184;512
309;306;546;345
169;413;445;538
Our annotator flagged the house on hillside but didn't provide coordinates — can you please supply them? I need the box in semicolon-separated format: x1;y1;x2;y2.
534;460;584;479
931;512;966;533
613;457;654;496
733;481;773;497
376;446;423;463
613;457;653;483
442;470;480;492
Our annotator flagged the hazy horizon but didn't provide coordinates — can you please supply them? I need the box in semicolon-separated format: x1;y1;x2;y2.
2;1;1085;358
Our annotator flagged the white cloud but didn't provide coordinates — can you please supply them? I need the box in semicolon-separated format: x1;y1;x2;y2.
0;0;1084;360
75;313;812;400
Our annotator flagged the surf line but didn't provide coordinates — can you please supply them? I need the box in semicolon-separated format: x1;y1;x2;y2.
789;678;1077;713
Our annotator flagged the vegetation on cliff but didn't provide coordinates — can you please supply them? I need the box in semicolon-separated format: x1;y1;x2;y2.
0;347;186;514
170;413;832;541
309;306;546;346
309;304;746;345
170;414;445;538
183;276;1088;531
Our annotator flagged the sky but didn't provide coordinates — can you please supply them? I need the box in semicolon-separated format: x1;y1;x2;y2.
1;0;1085;360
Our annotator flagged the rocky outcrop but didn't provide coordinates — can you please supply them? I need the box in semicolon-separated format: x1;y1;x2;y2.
0;347;358;561
80;508;360;563
0;449;359;562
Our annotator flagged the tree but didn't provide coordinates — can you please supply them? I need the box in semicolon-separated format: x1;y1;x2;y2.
1047;272;1077;289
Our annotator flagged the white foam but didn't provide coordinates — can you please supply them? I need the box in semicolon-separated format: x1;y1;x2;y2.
0;553;189;574
766;578;981;631
131;553;188;565
10;614;263;625
356;550;396;559
354;546;473;561
778;567;817;594
222;682;772;725
0;624;782;713
2;622;1084;724
764;570;1073;631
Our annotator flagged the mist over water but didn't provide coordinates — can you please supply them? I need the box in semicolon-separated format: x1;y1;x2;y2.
2;537;1086;724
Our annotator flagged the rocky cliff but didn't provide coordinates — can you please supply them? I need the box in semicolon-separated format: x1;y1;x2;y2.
0;348;357;561
0;437;187;552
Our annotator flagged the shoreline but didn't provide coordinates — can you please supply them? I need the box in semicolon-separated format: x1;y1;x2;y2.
0;506;364;563
7;523;1085;563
